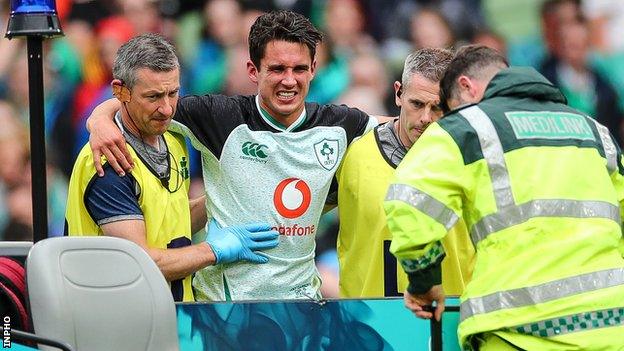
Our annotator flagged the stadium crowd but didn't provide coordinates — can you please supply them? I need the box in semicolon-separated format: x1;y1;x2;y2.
1;0;623;298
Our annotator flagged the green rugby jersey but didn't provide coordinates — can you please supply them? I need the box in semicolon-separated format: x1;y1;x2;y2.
169;94;376;301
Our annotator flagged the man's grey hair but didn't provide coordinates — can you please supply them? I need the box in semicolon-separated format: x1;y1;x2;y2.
113;33;179;89
401;47;454;87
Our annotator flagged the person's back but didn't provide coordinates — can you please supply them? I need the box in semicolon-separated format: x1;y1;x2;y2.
385;45;624;350
448;66;624;350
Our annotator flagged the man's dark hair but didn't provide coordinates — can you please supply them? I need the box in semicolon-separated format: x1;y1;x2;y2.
248;10;323;69
439;45;508;113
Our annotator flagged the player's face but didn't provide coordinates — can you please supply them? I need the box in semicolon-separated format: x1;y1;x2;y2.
247;40;316;125
126;68;180;138
395;73;443;148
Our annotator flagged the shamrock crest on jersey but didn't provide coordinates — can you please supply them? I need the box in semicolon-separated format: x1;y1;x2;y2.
314;139;339;171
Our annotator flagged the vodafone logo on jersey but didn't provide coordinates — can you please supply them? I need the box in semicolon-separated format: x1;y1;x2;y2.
273;178;312;219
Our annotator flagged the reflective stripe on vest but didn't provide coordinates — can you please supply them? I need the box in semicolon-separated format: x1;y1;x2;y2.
386;183;459;231
459;105;514;209
591;119;618;174
471;199;621;245
460;267;624;321
459;106;621;246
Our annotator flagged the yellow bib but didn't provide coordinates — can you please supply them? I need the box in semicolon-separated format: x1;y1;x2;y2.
65;132;194;301
337;130;474;297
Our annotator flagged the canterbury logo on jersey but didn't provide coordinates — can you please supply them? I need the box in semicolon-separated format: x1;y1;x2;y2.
240;142;269;164
242;142;268;158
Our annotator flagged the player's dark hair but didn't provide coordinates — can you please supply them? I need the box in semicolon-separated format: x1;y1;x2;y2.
248;10;323;69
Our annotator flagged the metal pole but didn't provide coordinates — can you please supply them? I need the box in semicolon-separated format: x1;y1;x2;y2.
430;317;442;351
26;36;48;242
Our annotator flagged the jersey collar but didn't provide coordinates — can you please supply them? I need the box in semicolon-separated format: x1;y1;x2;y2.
255;95;307;132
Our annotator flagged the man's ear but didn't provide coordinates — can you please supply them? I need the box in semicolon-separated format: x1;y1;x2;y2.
457;75;479;101
111;79;131;103
394;81;402;108
247;60;259;84
310;59;317;77
457;75;472;92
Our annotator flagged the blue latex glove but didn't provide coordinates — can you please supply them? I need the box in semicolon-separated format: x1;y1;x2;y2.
205;219;279;264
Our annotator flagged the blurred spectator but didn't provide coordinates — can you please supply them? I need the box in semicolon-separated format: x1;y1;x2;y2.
5;52;29;122
580;0;624;111
175;5;203;67
98;17;136;72
482;0;543;44
117;0;162;35
264;0;319;20
541;19;624;147
178;0;243;95
204;0;243;48
534;0;624;115
307;40;350;105
0;101;28;192
472;28;508;58
0;4;22;94
323;0;376;57
410;7;456;49
4;186;33;241
224;7;264;95
64;0;115;25
482;0;544;66
582;0;624;54
2;162;68;240
349;54;389;103
368;0;482;45
338;53;389;116
53;1;116;90
0;102;32;240
339;87;388;117
1;50;69;180
0;100;68;240
46;30;86;176
540;0;582;71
